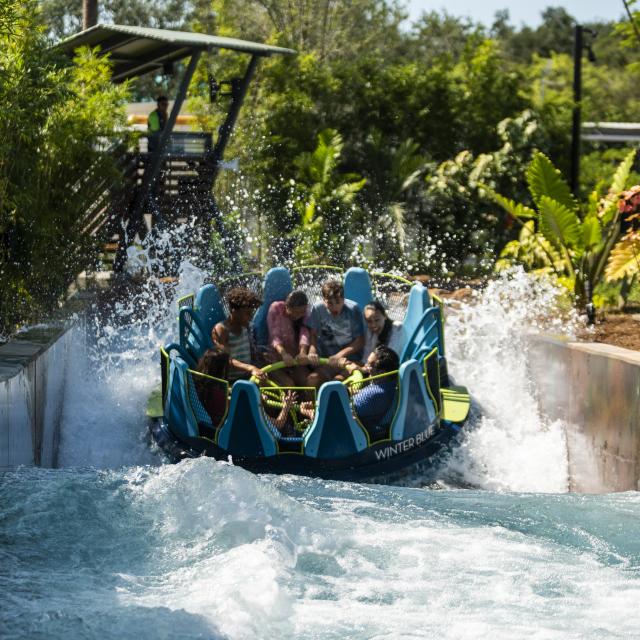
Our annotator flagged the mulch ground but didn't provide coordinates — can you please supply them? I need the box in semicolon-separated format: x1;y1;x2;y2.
578;312;640;352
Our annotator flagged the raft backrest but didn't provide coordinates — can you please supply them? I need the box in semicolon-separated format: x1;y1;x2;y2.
303;382;369;458
400;306;443;364
343;267;373;312
179;306;213;365
195;283;226;337
252;267;293;350
165;357;200;439
402;283;430;344
390;359;437;441
216;380;278;457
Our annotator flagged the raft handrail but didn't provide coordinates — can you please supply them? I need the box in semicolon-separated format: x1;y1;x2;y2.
369;271;413;286
259;385;318;437
176;292;195;311
422;347;442;417
431;293;446;353
217;270;264;286
291;264;343;273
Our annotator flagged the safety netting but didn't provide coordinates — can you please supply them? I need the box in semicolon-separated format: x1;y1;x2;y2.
369;272;413;322
189;369;229;430
291;265;344;308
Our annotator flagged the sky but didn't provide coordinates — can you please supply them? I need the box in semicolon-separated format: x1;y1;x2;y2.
405;0;627;27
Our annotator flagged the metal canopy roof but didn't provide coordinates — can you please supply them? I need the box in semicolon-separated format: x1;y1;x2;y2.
56;24;295;82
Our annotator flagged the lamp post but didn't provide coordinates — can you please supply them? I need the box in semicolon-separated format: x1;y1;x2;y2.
83;0;98;29
570;24;596;196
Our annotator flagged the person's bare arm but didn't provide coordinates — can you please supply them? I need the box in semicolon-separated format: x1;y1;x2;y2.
307;329;320;365
271;391;297;430
213;323;265;380
330;334;365;363
212;322;228;350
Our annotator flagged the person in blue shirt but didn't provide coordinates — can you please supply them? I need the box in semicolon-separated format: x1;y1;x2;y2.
342;344;399;435
306;279;365;387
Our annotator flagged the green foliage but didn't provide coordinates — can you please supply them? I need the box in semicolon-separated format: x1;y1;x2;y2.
526;152;577;212
0;0;129;335
31;0;640;287
605;184;640;287
422;109;547;275
287;129;366;265
489;149;638;307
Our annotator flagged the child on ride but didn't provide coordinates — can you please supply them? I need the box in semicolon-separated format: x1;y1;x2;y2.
212;288;266;383
196;347;298;436
343;344;399;435
194;348;230;433
267;290;313;387
306;280;365;387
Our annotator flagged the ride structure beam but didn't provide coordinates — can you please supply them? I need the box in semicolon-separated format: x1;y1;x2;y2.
129;50;202;227
208;54;260;184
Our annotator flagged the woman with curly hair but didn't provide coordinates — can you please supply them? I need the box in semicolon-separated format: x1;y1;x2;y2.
212;287;266;383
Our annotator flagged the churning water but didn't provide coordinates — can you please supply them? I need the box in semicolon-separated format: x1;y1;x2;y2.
2;267;640;639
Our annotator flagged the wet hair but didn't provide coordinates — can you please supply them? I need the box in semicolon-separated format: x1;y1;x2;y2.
196;348;230;380
370;344;399;375
321;280;344;300
226;287;262;312
364;300;393;346
286;290;308;309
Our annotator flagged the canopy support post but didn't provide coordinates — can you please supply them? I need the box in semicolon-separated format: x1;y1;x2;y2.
129;50;202;227
208;54;261;184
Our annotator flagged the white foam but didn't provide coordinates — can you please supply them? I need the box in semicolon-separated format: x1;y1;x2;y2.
57;253;210;469
113;461;640;639
442;269;581;493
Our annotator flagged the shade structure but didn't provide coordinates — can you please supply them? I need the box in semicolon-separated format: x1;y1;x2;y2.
56;24;295;82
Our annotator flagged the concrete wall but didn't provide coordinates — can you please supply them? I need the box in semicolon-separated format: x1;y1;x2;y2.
0;326;78;470
528;336;640;492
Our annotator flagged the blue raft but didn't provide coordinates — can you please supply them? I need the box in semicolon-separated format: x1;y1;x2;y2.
148;266;470;481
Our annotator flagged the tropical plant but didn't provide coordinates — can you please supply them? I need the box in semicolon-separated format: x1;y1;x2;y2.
288;128;366;265
605;185;640;297
485;149;638;307
0;0;129;335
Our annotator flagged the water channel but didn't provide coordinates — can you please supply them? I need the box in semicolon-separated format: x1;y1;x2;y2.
2;266;639;639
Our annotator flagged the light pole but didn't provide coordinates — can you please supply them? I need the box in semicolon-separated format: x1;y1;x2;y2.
570;24;596;196
83;0;98;30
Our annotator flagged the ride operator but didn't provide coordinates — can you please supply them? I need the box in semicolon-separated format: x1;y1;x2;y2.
147;95;169;151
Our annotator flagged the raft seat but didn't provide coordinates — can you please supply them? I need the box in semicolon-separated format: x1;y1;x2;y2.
195;283;226;338
343;267;373;312
179;306;213;364
390;359;438;441
252;267;293;351
304;382;369;458
165;358;204;439
216;381;278;457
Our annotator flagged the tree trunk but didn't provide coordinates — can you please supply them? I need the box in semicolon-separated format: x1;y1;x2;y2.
83;0;98;29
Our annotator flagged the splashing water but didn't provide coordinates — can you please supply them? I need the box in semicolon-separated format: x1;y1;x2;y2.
7;257;640;639
2;461;640;640
58;254;208;468
440;268;582;493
